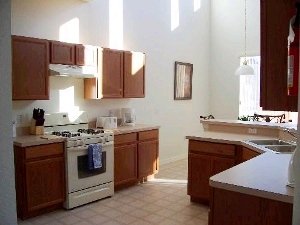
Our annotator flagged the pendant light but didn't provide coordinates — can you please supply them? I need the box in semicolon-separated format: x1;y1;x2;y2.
235;0;254;76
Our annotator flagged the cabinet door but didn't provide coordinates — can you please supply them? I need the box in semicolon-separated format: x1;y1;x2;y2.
242;147;260;162
138;140;158;179
102;49;123;98
76;45;98;66
188;153;211;201
50;41;75;65
12;36;49;100
25;157;65;212
114;144;137;186
260;0;297;111
211;157;235;176
124;51;145;98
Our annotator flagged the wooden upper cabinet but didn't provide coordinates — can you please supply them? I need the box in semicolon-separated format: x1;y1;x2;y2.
260;0;298;111
12;36;49;100
102;48;124;98
124;51;145;98
76;44;98;66
50;41;75;65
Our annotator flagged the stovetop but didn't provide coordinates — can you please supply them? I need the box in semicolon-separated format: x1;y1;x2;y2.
51;129;106;138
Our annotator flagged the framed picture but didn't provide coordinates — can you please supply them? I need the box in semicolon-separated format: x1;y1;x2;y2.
174;61;193;100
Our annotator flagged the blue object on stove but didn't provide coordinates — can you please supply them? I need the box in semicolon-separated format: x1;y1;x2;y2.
88;144;102;170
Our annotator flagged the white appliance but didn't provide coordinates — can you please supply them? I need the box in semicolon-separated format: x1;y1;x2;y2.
96;116;117;129
108;109;122;126
121;108;136;126
49;64;97;78
44;112;114;209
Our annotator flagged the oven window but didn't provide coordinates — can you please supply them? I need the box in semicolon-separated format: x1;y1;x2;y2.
77;152;106;178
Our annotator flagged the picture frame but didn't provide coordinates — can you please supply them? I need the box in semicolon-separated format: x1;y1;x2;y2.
174;61;193;100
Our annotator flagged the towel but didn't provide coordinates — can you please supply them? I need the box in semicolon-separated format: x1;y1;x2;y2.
88;144;102;170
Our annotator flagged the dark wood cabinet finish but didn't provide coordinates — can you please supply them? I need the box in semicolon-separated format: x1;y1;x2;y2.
260;0;298;111
76;44;98;66
241;147;260;163
14;143;65;219
50;41;75;65
12;36;49;100
114;129;159;190
209;188;292;225
102;48;124;98
124;51;145;98
138;130;159;179
188;140;236;203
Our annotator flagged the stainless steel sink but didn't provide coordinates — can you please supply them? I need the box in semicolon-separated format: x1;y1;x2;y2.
248;139;292;146
264;145;296;153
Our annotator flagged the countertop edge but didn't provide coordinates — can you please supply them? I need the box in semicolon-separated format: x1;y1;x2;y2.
209;180;293;204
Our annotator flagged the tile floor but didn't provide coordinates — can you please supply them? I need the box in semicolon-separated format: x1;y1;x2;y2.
18;159;208;225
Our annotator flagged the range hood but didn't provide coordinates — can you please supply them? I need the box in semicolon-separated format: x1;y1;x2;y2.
49;64;97;78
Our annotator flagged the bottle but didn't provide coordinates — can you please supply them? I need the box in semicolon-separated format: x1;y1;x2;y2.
287;3;300;96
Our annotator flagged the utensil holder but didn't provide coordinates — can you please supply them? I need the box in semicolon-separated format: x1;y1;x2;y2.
30;119;44;135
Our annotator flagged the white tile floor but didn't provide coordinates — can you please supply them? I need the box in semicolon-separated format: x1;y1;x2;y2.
18;159;208;225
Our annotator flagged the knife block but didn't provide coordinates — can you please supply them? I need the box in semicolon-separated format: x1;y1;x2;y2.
30;119;44;135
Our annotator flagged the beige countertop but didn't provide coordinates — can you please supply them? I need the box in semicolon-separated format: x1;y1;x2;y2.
209;152;294;203
111;124;160;135
186;130;295;203
14;124;159;147
201;119;297;131
14;135;66;147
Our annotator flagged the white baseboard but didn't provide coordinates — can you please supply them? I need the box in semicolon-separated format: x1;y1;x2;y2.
159;154;187;166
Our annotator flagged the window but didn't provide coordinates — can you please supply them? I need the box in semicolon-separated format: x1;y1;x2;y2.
239;56;298;123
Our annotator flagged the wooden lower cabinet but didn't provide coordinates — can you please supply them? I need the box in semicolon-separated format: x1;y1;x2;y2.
209;188;292;225
242;147;261;162
114;144;138;187
14;143;65;219
188;140;236;203
114;129;159;190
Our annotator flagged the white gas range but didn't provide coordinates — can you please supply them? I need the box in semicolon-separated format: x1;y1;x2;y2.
44;112;114;209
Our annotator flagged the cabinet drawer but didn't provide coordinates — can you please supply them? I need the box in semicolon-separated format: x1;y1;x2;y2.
115;133;137;145
138;129;159;141
25;143;64;160
189;140;235;157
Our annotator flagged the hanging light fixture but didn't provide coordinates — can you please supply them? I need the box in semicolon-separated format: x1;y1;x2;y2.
235;0;254;76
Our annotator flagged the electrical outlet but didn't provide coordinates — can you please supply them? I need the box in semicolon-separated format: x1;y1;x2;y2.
16;114;23;125
248;128;257;134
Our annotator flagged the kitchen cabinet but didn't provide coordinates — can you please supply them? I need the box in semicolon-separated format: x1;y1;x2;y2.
209;188;292;225
241;147;260;162
138;130;159;179
50;41;75;65
260;0;298;111
188;140;236;204
12;35;49;100
14;143;65;219
124;51;145;98
114;129;159;190
84;49;146;99
50;41;98;67
103;48;124;98
114;133;138;189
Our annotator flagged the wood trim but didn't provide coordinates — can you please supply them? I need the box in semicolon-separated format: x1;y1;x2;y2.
138;129;159;141
25;143;64;160
189;140;236;157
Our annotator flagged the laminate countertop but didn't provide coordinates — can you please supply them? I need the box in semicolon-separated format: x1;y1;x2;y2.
14;135;66;147
14;124;160;147
186;130;295;204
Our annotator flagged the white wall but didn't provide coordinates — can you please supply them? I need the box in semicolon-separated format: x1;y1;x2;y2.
11;0;211;164
0;0;18;224
210;0;260;119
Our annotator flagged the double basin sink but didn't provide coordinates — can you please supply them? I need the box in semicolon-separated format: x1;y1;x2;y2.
246;139;296;154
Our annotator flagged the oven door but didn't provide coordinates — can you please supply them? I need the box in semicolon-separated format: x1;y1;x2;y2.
67;142;114;193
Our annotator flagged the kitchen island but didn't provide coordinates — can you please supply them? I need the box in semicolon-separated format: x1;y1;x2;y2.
186;120;295;225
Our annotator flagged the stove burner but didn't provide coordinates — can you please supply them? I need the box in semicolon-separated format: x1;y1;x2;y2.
77;128;104;134
52;131;81;138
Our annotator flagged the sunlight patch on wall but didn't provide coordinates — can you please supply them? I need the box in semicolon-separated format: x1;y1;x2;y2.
171;0;179;31
59;18;80;43
131;52;144;75
59;86;79;113
194;0;201;12
109;0;123;49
